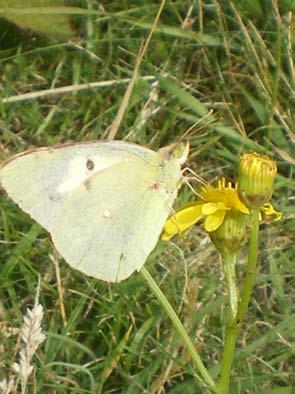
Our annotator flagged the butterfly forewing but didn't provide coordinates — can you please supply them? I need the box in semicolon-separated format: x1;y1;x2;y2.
0;141;158;231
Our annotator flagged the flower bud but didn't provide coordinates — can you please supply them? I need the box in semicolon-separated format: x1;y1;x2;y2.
238;153;277;209
210;212;247;256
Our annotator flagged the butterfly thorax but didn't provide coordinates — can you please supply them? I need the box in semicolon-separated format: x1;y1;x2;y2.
157;142;189;189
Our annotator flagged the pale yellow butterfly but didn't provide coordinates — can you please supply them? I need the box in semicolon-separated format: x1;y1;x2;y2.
0;140;189;282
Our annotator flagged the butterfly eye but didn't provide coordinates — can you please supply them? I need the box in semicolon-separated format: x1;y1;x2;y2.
86;159;94;170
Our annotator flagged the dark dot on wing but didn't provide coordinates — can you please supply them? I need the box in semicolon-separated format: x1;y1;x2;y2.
49;194;59;202
84;178;91;190
150;182;160;190
86;159;94;170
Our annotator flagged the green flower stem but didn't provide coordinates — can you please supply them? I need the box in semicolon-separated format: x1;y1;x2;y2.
218;209;260;394
140;266;217;393
222;252;238;320
236;209;260;322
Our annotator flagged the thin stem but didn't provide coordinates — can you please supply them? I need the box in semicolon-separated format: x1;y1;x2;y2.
140;266;217;393
222;252;238;320
218;209;260;394
236;209;260;322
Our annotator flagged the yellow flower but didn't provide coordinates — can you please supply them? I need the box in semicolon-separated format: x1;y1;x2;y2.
162;178;281;241
162;179;249;240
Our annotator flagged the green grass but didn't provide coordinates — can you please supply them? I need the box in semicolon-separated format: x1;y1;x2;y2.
0;1;294;393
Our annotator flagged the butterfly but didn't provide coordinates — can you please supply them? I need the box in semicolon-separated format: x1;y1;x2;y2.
0;140;189;282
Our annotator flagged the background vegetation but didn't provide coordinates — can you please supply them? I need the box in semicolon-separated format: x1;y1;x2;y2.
0;1;294;393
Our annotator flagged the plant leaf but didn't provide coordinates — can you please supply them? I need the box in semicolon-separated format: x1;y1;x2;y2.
0;0;77;38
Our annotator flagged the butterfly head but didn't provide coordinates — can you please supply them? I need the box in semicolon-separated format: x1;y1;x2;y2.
157;142;189;192
158;142;189;166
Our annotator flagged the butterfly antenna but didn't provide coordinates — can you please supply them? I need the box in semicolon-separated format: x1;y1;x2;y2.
180;109;214;142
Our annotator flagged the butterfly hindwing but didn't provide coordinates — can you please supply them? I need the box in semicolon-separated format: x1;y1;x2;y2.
50;159;174;281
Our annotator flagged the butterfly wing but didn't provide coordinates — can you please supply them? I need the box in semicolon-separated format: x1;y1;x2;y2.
1;140;187;282
0;141;157;231
50;158;179;282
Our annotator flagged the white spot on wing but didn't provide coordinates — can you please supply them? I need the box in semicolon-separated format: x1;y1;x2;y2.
56;157;90;194
102;209;111;218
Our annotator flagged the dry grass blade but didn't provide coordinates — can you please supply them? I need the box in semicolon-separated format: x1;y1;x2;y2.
1;77;156;104
106;0;166;140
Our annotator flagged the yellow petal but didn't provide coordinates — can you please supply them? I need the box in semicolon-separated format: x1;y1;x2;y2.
162;204;203;240
202;202;227;215
202;202;218;215
204;210;226;232
235;199;250;214
261;203;282;221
